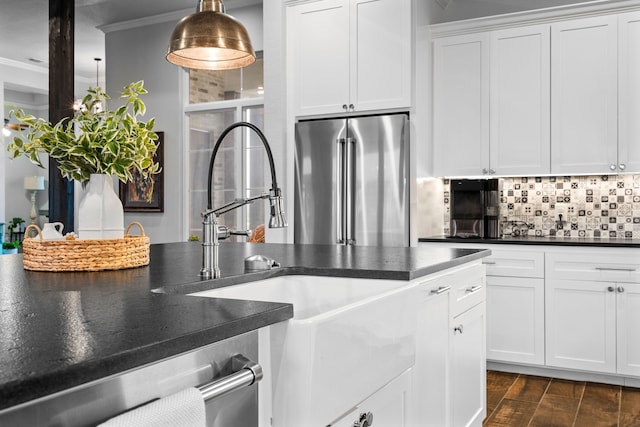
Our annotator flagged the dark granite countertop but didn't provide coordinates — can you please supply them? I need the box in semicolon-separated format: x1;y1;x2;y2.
419;236;640;248
0;241;488;411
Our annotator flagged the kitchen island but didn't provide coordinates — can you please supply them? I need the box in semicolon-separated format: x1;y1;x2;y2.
0;241;489;423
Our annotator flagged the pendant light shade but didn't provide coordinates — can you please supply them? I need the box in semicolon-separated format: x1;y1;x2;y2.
166;0;256;70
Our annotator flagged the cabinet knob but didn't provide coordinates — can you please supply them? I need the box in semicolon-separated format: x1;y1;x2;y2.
342;104;348;110
482;168;488;175
349;104;355;111
610;164;617;171
354;411;373;427
454;325;464;334
618;286;625;293
489;168;496;175
619;164;626;171
607;286;615;292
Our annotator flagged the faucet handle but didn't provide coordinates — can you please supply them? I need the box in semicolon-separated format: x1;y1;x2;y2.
217;225;252;240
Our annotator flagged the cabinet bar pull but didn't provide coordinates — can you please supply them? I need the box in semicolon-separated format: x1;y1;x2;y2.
198;354;263;402
595;267;637;272
482;261;496;265
465;285;482;293
429;285;451;295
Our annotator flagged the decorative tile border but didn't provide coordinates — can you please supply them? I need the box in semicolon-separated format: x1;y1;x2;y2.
440;175;640;239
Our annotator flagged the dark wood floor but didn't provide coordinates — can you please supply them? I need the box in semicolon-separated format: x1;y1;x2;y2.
484;370;640;427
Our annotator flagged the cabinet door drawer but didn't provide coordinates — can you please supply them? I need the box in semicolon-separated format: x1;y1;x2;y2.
450;263;486;318
546;252;640;282
482;250;544;278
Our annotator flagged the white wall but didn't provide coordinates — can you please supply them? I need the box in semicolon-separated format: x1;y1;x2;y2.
0;60;49;230
104;5;263;244
1;57;94;236
3;93;48;230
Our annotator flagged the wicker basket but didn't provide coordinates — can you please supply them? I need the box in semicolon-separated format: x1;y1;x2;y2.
22;222;150;272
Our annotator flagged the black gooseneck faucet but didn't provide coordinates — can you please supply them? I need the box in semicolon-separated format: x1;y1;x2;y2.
200;122;287;279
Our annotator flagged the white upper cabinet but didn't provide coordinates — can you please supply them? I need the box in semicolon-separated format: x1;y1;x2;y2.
287;0;349;117
432;6;640;177
551;15;618;175
618;11;640;173
490;25;551;176
433;25;551;177
433;33;490;177
287;0;411;117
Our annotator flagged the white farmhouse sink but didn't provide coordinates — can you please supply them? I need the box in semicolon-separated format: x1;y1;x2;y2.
190;275;418;426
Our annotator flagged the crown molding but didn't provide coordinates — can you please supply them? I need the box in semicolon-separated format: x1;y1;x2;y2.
430;0;640;37
99;8;193;34
0;57;97;87
0;57;47;75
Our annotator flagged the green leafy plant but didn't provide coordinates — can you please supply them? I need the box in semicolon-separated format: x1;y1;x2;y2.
7;81;160;197
2;240;20;250
8;217;25;231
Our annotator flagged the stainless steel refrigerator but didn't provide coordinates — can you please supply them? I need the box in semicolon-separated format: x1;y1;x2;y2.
294;113;409;247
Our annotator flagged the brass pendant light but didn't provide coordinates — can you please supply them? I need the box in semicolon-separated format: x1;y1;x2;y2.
166;0;256;70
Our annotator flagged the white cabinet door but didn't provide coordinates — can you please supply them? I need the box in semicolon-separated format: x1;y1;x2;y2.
450;302;486;427
350;0;411;112
288;0;349;117
617;282;640;377
546;279;617;373
490;25;550;176
433;33;490;177
551;15;618;174
487;276;545;365
330;369;412;427
288;0;411;117
618;11;640;173
414;278;451;427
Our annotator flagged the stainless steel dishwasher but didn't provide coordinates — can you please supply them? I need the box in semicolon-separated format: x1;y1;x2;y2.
0;331;261;426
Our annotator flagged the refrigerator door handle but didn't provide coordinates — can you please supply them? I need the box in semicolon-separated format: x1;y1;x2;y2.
336;138;346;244
345;137;355;245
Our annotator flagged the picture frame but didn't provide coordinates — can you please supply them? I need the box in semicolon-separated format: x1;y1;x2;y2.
119;131;164;212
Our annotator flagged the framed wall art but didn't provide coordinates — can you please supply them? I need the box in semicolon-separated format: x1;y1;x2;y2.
119;131;164;212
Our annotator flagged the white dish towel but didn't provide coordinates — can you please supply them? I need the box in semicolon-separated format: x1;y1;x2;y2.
98;387;206;427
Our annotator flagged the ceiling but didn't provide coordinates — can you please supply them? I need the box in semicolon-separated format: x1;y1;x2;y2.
0;0;261;82
0;0;612;88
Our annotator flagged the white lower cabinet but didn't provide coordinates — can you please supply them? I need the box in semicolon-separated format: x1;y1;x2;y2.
413;262;486;427
413;271;451;426
546;278;617;373
450;301;486;427
546;251;640;376
484;249;545;365
487;276;545;365
330;369;412;427
546;278;640;376
617;282;640;376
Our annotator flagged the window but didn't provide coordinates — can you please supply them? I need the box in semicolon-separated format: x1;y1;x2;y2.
189;52;264;104
186;52;265;241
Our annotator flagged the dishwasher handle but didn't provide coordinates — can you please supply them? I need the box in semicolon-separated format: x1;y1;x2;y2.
198;354;263;402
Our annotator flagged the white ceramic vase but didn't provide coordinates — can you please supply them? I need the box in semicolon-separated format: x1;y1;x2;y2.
78;174;124;240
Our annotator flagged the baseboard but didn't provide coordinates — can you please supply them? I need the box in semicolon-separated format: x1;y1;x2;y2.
487;361;640;387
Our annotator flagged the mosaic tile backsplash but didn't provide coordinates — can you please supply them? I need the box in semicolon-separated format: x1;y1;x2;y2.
441;174;640;239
